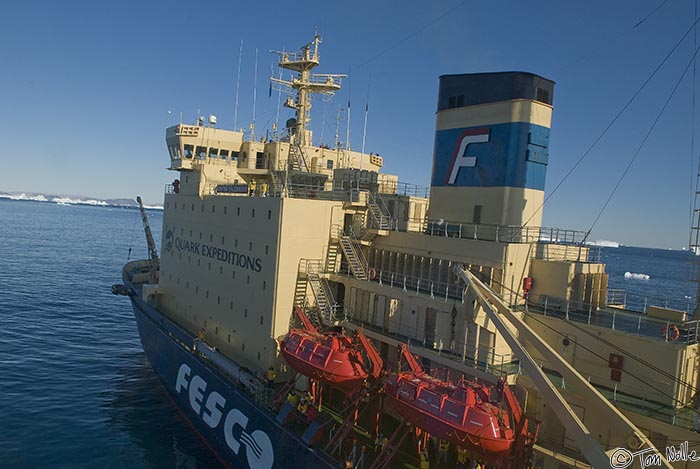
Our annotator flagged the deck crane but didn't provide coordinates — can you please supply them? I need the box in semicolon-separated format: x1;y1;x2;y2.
452;265;672;469
136;196;159;282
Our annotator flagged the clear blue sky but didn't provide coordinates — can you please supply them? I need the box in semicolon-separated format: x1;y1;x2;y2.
1;0;698;248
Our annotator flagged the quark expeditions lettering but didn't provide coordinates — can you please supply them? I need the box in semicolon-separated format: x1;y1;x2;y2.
171;232;263;272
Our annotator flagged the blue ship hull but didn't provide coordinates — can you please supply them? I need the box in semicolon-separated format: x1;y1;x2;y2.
126;284;338;469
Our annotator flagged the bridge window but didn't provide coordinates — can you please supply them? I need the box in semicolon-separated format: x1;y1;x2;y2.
209;148;219;158
196;146;206;159
231;151;239;161
220;149;229;159
184;144;194;159
536;87;551;104
327;160;334;170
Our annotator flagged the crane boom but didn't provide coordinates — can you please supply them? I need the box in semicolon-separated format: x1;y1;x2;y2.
136;196;159;282
452;265;671;469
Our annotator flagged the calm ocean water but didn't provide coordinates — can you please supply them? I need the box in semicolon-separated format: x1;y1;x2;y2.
0;198;694;468
0;199;221;469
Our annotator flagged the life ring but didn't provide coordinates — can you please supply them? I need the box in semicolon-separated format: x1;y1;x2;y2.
661;324;680;341
369;268;377;280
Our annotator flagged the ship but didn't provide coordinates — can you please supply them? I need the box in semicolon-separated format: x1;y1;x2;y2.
113;34;700;468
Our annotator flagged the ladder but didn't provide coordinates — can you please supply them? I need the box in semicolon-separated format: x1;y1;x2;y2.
289;143;309;172
325;243;341;273
339;236;368;280
308;273;336;320
270;171;285;196
293;274;307;308
367;192;393;230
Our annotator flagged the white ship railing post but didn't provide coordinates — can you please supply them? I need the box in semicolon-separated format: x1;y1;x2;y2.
587;304;592;325
637;315;642;335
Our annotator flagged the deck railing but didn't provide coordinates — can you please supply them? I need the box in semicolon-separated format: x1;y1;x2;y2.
344;312;517;376
524;293;700;345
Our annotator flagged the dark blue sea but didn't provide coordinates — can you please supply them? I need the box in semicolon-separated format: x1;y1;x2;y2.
0;199;221;469
0;199;694;468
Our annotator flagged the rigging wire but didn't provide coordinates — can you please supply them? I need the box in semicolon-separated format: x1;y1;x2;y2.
689;0;700;311
691;0;698;246
584;42;700;240
554;0;672;74
522;14;700;228
351;0;473;71
523;312;690;406
466;267;698;402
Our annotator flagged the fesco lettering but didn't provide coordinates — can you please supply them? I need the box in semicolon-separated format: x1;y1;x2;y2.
175;364;274;468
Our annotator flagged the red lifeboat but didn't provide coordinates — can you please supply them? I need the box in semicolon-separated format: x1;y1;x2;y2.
384;345;534;466
280;307;383;393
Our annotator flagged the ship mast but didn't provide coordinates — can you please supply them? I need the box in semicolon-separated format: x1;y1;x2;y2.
270;35;345;150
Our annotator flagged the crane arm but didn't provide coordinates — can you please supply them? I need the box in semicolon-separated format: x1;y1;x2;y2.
292;306;318;334
356;331;383;379
136;196;159;281
452;265;671;469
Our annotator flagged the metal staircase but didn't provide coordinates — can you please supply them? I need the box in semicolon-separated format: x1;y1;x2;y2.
367;191;393;230
293;274;307;307
308;272;337;320
288;143;309;172
270;171;285;196
325;243;341;273
338;228;368;280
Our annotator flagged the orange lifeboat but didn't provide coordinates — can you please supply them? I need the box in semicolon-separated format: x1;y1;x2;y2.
280;307;383;393
384;345;536;466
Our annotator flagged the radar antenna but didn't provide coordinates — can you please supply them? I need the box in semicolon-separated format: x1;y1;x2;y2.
136;196;159;282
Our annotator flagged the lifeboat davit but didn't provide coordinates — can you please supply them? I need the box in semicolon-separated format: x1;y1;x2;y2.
280;307;383;393
384;345;531;466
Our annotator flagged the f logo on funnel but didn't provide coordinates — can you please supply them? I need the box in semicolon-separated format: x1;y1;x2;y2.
446;128;490;184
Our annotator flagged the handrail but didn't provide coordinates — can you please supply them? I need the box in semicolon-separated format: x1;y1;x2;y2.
524;293;699;345
368;191;396;230
344;313;516;374
345;225;368;276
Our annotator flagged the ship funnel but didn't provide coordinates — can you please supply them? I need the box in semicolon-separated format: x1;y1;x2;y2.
428;72;554;227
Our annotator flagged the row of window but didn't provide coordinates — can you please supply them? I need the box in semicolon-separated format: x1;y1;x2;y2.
181;144;244;162
185;311;266;362
175;253;268;276
168;201;274;220
171;144;336;171
172;227;271;254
